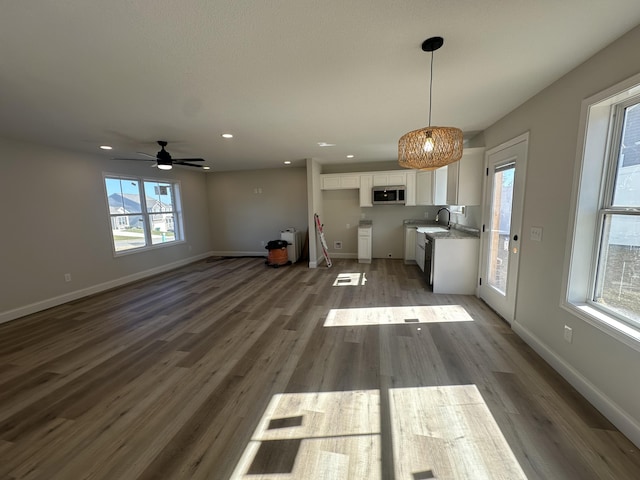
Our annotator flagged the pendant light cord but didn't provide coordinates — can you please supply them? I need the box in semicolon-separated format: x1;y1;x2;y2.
428;50;434;127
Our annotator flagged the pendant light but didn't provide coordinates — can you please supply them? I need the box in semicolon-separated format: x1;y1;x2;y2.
398;36;463;170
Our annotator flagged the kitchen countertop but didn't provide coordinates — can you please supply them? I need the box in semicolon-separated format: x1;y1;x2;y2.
416;226;480;240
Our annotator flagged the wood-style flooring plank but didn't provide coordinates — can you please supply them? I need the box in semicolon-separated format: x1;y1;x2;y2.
0;258;638;479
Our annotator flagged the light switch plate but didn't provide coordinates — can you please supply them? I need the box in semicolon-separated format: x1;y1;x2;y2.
530;226;543;242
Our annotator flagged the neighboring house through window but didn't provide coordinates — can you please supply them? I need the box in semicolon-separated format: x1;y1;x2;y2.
104;175;184;254
564;73;640;347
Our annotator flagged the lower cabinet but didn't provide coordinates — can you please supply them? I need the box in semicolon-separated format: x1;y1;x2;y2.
404;227;417;263
430;237;479;294
358;226;372;263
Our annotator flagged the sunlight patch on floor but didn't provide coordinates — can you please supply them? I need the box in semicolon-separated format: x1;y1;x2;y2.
230;386;527;479
333;272;367;287
390;385;527;479
229;390;381;479
323;305;474;327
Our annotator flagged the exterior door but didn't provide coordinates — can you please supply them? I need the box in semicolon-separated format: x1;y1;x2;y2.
479;133;528;323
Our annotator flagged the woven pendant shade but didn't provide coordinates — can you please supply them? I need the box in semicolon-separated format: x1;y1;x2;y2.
398;126;464;170
399;36;463;170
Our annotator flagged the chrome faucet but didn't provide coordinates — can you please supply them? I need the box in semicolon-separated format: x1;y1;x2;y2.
436;207;451;229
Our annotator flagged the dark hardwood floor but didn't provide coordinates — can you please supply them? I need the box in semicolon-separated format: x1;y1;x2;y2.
0;257;638;479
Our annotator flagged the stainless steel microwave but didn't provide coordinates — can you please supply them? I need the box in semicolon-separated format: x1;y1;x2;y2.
372;186;406;205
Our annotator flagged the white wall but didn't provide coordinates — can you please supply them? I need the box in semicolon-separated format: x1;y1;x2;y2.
483;25;640;444
206;167;308;255
0;137;212;323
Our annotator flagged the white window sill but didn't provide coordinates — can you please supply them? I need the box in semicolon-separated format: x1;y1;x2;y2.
562;301;640;353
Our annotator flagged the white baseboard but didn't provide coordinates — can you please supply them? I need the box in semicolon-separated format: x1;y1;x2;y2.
210;251;267;257
0;252;213;325
329;252;358;259
513;321;640;448
309;253;327;268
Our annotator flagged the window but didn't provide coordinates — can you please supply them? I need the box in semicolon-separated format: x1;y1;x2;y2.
564;74;640;346
104;175;184;254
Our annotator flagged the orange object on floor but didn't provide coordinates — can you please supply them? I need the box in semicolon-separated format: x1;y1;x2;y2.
267;247;288;266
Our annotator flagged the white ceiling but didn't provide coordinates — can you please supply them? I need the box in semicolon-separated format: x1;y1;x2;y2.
2;1;640;172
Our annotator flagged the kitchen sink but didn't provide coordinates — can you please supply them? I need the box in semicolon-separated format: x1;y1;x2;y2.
418;226;449;233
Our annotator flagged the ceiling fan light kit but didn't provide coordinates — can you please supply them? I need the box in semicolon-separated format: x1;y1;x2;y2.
114;140;206;170
398;36;464;170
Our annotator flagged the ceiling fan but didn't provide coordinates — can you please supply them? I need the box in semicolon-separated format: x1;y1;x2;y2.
115;140;205;170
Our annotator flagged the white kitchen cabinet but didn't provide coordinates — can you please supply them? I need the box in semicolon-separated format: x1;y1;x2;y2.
416;171;433;205
359;174;373;207
416;166;447;205
446;147;484;205
372;171;406;187
320;173;360;190
358;226;372;263
415;231;426;271
404;227;417;263
430;236;479;294
404;171;416;206
434;166;448;205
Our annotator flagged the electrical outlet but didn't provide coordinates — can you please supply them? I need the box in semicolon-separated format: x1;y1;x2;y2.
334;241;342;249
260;240;265;246
346;223;350;229
563;325;573;343
64;273;71;282
531;226;543;242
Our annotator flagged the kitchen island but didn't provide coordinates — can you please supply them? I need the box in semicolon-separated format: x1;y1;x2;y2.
416;226;480;295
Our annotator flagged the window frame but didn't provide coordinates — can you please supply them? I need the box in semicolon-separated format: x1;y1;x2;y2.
590;98;640;325
562;73;640;351
103;173;185;256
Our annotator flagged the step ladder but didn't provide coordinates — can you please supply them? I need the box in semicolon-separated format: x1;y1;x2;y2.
314;213;332;268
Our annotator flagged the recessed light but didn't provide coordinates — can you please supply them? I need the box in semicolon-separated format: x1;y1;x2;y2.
222;133;233;139
284;161;292;165
317;142;336;147
346;154;355;159
99;145;113;150
203;166;211;170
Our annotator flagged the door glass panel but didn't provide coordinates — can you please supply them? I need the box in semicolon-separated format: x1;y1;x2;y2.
487;164;515;295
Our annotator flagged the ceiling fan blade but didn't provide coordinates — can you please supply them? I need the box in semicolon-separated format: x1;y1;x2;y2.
174;162;204;168
112;157;155;161
173;157;204;162
136;152;157;159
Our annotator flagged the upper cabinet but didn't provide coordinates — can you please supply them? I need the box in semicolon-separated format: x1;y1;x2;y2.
320;173;360;190
434;166;448;205
372;172;406;187
416;166;448;206
404;171;416;206
322;167;452;208
359;175;373;207
446;147;485;206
